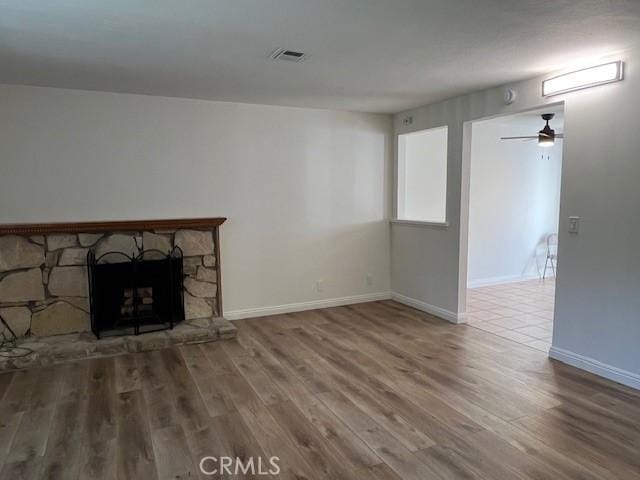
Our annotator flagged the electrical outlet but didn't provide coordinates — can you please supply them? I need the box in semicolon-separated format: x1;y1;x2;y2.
316;279;324;292
366;273;373;286
569;216;580;234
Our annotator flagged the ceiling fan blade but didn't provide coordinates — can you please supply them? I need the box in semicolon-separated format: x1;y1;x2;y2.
500;136;537;140
556;134;564;138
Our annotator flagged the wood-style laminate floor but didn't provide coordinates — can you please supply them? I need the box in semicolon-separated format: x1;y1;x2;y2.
1;300;639;479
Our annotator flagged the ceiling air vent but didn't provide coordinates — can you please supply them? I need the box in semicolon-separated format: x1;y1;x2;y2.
271;48;307;62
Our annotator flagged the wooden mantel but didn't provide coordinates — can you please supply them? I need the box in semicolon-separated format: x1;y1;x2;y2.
0;217;227;236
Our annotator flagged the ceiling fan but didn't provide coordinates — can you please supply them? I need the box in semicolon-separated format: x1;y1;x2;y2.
500;113;564;147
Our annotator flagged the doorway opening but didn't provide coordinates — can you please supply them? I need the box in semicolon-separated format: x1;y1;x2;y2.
462;105;564;352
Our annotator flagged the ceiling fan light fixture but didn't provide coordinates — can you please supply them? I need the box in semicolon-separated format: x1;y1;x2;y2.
538;113;555;147
538;135;555;147
499;112;564;146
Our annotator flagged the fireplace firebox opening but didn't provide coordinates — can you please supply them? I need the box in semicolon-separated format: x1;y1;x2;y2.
88;247;185;338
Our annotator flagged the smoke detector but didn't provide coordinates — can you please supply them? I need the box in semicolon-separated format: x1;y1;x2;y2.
271;48;307;62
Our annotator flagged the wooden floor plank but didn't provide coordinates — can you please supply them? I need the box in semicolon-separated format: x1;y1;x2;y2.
151;424;199;480
0;457;43;480
135;350;180;430
5;405;55;464
0;373;14;404
38;399;87;480
114;354;141;394
85;387;117;446
237;400;318;480
26;366;64;410
514;412;640;479
58;360;90;403
356;427;441;480
288;327;437;451
284;384;382;470
267;399;361;480
159;348;211;432
0;369;39;414
200;342;238;376
115;390;158;480
222;342;289;405
186;412;271;480
0;412;21;465
75;439;117;480
366;463;404;480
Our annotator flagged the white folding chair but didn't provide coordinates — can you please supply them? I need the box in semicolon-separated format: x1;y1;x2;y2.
543;233;558;279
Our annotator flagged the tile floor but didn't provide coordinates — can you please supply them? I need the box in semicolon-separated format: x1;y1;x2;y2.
466;278;555;352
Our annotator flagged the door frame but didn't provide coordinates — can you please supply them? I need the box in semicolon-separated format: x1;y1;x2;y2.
457;102;566;319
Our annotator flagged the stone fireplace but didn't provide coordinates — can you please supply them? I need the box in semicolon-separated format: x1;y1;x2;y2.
0;218;226;340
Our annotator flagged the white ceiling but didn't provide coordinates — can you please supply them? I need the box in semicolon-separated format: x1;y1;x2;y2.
1;1;639;113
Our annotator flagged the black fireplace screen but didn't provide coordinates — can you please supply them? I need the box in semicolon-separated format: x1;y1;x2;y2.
87;247;184;338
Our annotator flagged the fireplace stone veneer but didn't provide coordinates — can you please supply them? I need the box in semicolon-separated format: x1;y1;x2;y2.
0;218;225;339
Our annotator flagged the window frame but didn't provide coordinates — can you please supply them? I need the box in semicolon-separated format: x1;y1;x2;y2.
395;125;449;227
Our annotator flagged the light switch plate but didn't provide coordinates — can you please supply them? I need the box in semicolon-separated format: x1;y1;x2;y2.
569;216;580;234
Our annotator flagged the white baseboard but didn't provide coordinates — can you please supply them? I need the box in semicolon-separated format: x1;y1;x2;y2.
224;292;392;320
468;273;542;289
549;346;640;391
390;292;465;324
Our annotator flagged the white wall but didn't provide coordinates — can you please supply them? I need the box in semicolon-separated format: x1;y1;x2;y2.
392;47;640;388
397;127;448;222
0;85;392;317
467;119;562;286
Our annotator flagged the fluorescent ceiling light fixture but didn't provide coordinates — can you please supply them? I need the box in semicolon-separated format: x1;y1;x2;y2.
542;61;624;96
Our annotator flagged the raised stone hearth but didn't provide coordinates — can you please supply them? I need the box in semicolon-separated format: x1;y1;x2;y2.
0;316;236;371
0;218;229;370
